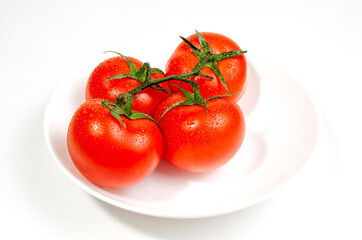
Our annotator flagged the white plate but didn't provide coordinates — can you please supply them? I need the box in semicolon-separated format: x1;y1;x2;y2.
44;57;319;219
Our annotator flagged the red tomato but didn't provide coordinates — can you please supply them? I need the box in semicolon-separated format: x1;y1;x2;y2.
67;98;163;188
153;94;245;173
165;32;247;102
86;56;168;117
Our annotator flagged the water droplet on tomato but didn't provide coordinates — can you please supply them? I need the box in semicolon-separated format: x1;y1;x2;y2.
232;69;236;73
221;48;226;52
187;119;196;126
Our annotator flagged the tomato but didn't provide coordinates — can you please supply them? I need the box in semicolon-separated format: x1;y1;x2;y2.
165;32;247;102
67;98;163;188
153;94;245;173
86;56;168;117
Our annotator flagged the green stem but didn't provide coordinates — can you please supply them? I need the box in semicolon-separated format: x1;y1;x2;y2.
128;52;212;96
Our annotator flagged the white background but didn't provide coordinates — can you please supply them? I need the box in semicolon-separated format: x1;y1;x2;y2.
1;0;361;239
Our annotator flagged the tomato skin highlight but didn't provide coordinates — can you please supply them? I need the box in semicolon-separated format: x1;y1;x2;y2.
154;94;245;173
67;99;163;188
86;56;168;117
165;32;247;102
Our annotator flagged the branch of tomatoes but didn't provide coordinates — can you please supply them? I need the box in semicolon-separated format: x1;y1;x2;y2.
102;30;247;126
67;30;248;187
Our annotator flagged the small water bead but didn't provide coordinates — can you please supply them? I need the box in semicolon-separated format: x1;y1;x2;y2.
89;121;104;137
208;113;228;128
184;118;200;131
133;134;149;149
187;119;196;126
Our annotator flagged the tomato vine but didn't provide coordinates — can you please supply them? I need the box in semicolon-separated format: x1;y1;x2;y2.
101;30;247;126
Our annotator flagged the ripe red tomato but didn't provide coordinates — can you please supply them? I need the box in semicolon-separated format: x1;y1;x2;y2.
86;56;168;117
153;94;245;173
67;98;163;188
165;32;247;102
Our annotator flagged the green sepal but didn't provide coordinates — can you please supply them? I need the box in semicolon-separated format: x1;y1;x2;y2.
198;73;214;79
102;98;158;127
105;73;132;81
150;84;172;95
191;84;209;114
190;51;212;74
110;108;126;127
106;63;150;83
204;90;242;103
158;101;193;122
195;30;212;53
159;85;240;122
102;100;125;127
213;50;247;62
199;101;209;115
205;61;229;93
128;111;158;125
158;84;210;122
145;63;151;81
170;85;194;102
192;85;204;104
104;51;137;73
104;52;153;83
180;36;203;58
149;67;169;93
158;85;195;121
150;67;165;75
133;63;149;81
101;100;117;109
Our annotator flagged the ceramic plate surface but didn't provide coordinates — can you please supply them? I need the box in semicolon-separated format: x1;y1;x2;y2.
44;56;318;218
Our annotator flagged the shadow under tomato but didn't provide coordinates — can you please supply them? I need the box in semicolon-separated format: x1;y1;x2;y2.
102;130;267;201
71;76;87;105
100;129;269;202
149;130;268;184
104;159;190;202
238;61;262;116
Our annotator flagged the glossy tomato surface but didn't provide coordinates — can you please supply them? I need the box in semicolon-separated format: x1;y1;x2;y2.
154;94;245;173
86;56;168;117
165;32;247;102
67;99;163;188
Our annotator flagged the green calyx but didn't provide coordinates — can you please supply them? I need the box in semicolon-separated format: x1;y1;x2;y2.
102;94;157;127
180;30;247;93
158;84;237;122
104;51;169;95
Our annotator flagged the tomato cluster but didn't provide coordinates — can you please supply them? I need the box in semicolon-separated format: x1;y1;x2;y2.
67;31;247;188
